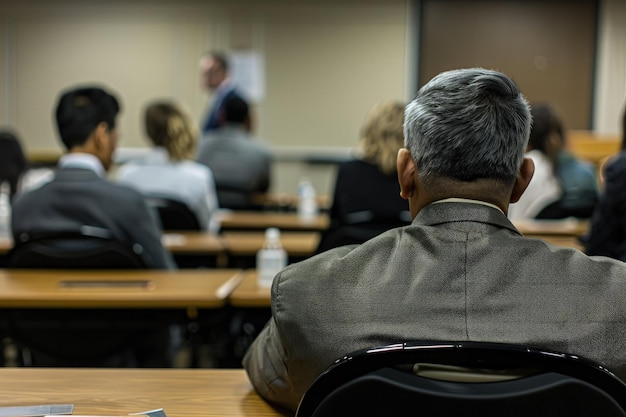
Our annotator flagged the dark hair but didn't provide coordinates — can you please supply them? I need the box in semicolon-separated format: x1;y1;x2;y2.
0;130;28;200
206;51;229;73
222;96;249;124
528;104;564;154
55;86;120;150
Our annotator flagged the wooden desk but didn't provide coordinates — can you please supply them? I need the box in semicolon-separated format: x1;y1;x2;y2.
222;231;320;257
513;219;589;237
568;130;620;165
251;192;330;211
229;270;271;308
216;211;330;231
0;368;286;417
0;269;243;309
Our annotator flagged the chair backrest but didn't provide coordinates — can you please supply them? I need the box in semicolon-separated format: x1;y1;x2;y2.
8;227;147;269
145;196;201;231
296;341;626;417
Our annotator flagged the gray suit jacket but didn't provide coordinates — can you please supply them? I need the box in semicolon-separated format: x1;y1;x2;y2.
12;167;175;269
197;126;272;209
243;201;626;412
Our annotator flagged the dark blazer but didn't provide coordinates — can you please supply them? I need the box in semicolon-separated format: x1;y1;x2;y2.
317;159;410;252
202;87;246;134
244;202;626;412
584;151;626;260
11;167;175;269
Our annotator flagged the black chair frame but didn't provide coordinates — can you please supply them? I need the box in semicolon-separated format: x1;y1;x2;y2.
296;341;626;417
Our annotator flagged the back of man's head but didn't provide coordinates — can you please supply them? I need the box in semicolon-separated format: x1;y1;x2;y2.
55;86;120;150
222;96;249;125
404;68;530;189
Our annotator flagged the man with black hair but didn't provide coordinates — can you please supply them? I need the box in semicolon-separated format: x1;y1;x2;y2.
196;96;272;209
12;86;175;270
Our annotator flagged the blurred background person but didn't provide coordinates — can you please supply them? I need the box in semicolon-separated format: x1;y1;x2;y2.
316;100;410;253
508;103;598;221
0;129;53;201
117;101;219;233
584;102;626;260
196;96;271;210
199;51;251;134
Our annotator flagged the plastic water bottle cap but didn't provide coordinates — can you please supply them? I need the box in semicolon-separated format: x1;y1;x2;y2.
265;227;280;240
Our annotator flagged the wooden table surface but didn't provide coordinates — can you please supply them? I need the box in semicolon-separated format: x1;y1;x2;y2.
0;269;244;309
513;218;589;237
0;368;287;417
216;211;330;231
221;231;320;257
229;270;271;308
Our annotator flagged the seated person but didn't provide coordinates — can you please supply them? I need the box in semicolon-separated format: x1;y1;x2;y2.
12;86;175;270
117;101;219;233
196;96;272;210
0;129;53;200
508;103;598;220
317;100;410;253
584;103;626;260
243;68;626;412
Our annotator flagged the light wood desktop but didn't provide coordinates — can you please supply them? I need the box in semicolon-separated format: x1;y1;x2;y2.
229;270;271;308
513;218;589;237
221;231;320;257
216;211;330;231
0;269;244;309
0;368;286;417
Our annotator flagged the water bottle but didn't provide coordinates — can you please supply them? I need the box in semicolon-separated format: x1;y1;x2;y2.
256;227;288;288
0;182;11;238
297;178;318;222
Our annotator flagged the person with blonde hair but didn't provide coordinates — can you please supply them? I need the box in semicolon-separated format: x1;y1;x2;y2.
117;101;219;233
316;100;410;253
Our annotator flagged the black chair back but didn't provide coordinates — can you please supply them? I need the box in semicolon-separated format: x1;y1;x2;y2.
146;197;201;231
4;228;173;367
296;341;626;417
8;227;147;269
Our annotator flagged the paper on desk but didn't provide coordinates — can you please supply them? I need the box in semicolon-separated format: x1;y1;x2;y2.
45;409;167;417
0;404;73;416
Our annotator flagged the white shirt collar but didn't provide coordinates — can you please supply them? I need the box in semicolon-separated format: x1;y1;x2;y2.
433;197;505;215
58;153;106;178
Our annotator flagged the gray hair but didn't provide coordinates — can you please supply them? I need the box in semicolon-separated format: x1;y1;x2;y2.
404;68;531;186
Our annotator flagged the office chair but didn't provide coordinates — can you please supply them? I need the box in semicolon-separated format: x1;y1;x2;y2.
5;227;172;367
296;341;626;417
145;196;201;231
7;227;147;269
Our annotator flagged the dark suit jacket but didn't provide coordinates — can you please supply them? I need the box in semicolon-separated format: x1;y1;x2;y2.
244;201;626;411
11;167;175;269
317;159;410;252
584;151;626;260
202;87;247;134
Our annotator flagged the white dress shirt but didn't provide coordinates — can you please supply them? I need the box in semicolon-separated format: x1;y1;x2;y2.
116;148;220;233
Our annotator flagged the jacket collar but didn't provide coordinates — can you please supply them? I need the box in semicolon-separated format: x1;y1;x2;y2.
414;201;521;236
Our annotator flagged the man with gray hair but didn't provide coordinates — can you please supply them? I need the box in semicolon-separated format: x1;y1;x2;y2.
243;68;626;412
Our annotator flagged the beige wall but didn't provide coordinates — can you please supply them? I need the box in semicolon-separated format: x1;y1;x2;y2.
1;0;624;195
0;0;408;195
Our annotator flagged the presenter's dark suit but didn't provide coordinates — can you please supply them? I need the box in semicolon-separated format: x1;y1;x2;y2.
202;86;246;134
12;167;175;269
244;201;626;411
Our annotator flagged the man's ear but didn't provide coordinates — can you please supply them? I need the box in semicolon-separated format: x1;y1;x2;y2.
510;157;535;203
397;148;416;200
91;122;109;150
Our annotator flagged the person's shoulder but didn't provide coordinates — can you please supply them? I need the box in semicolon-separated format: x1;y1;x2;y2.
179;160;213;178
